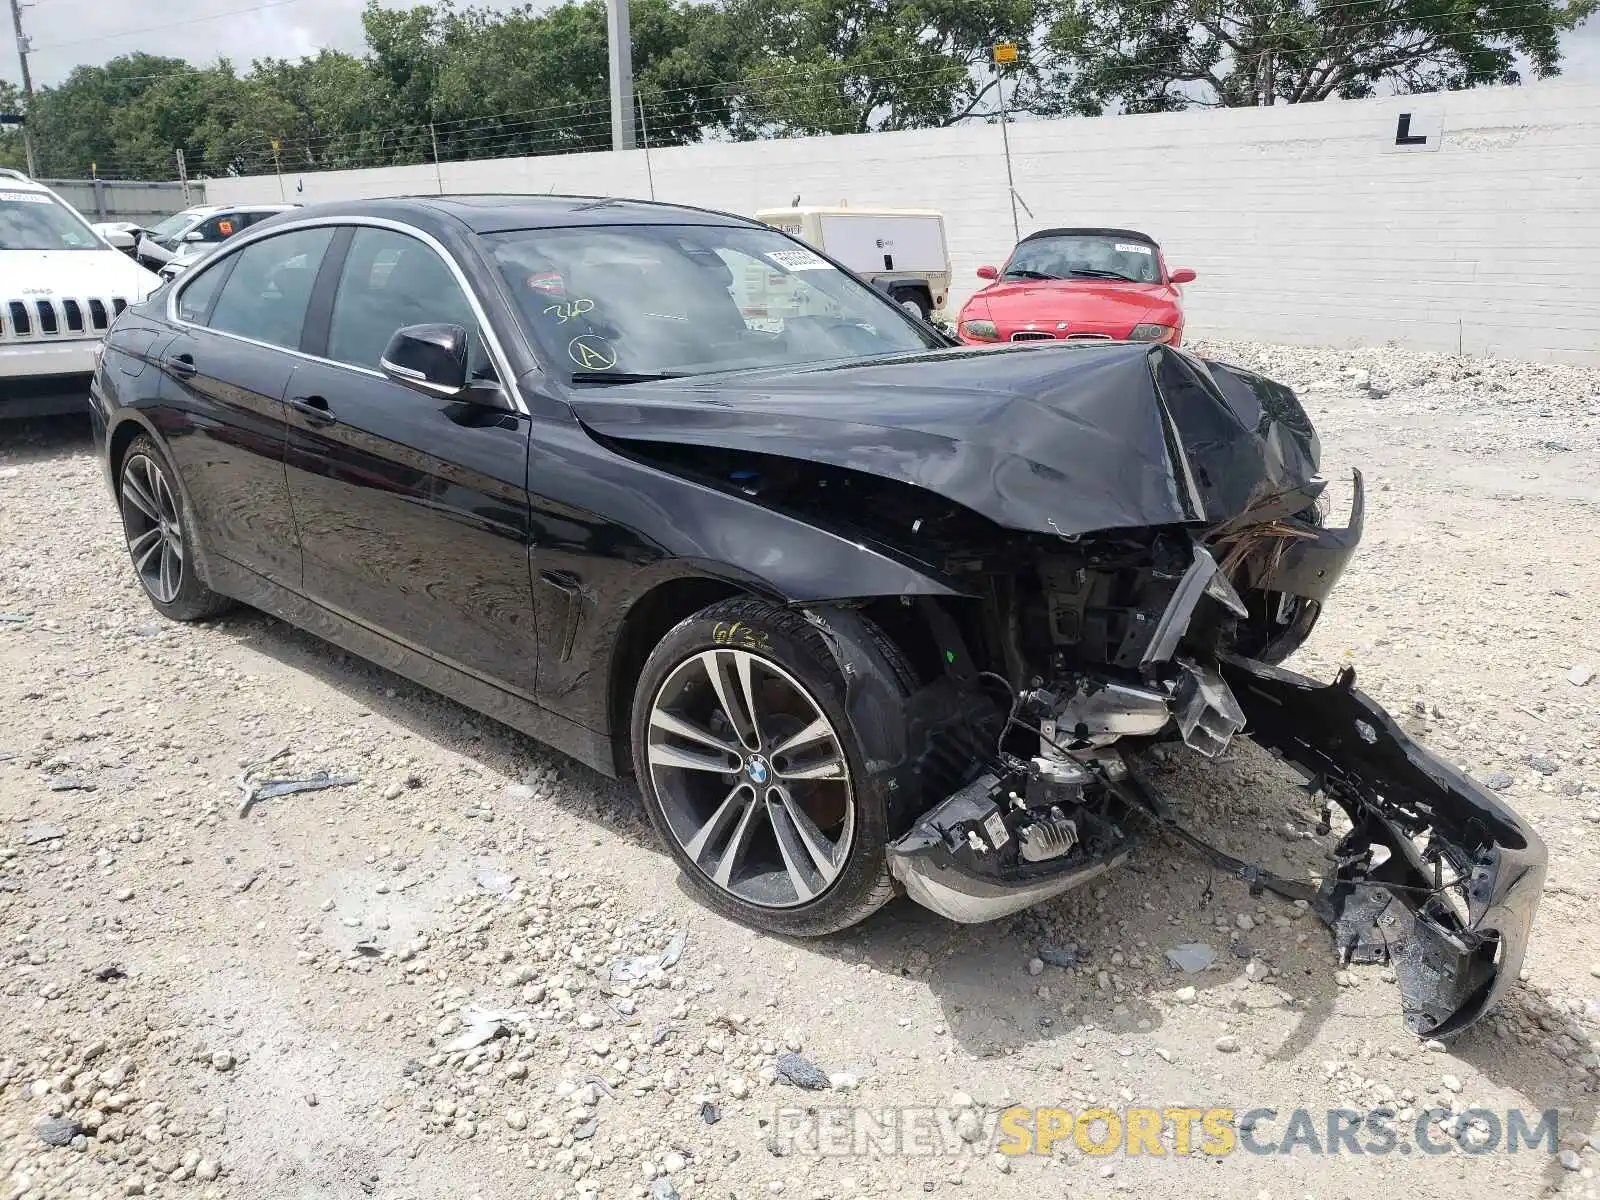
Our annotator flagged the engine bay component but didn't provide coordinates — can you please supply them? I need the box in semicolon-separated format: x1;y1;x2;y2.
887;752;1135;924
1018;809;1079;862
1050;678;1173;745
1172;659;1247;758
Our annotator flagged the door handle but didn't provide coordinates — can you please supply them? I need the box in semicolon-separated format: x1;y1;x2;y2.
166;352;196;378
290;394;336;426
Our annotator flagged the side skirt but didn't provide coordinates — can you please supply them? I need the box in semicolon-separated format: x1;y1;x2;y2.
204;553;617;777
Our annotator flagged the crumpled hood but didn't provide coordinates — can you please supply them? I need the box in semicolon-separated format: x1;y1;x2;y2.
0;249;160;304
571;342;1321;538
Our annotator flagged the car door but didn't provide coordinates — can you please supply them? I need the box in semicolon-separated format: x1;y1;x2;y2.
282;223;538;698
160;224;336;587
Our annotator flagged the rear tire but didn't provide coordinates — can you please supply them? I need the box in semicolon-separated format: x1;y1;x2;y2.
117;434;234;623
630;597;913;937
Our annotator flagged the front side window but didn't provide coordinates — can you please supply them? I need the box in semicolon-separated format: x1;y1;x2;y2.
326;227;488;375
484;223;941;382
1002;234;1163;284
176;259;227;324
205;227;334;350
0;188;100;251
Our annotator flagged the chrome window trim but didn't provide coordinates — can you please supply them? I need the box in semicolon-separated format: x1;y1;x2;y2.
377;355;464;398
378;355;426;381
167;214;528;415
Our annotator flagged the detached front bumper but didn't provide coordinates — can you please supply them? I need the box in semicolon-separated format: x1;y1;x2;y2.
883;651;1544;1038
1221;656;1545;1037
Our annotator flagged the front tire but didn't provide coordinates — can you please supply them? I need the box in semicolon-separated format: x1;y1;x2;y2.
630;597;911;937
117;434;233;623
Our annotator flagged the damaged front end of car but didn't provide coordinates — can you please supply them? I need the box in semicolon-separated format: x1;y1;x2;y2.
574;341;1545;1036
871;523;1544;1039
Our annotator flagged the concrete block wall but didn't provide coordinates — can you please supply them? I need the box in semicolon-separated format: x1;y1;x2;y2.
209;82;1600;364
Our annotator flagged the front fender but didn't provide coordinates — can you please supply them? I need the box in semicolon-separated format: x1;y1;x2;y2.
541;421;967;604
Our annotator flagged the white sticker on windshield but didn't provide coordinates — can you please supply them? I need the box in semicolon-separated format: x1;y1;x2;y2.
0;191;53;204
766;248;832;272
1115;242;1153;254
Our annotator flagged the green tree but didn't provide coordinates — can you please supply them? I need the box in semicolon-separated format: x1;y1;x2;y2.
726;0;1047;137
0;78;25;172
429;1;613;156
103;63;300;178
250;51;390;170
425;0;759;157
1043;0;1598;113
24;54;191;176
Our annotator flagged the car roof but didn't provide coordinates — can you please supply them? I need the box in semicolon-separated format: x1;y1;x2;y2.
171;204;290;220
1020;227;1159;246
0;169;52;193
753;206;944;219
280;194;758;235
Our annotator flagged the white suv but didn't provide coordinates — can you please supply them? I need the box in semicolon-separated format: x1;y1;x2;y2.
1;170;162;419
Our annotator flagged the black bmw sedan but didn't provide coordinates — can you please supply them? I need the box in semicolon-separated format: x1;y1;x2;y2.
89;195;1543;1038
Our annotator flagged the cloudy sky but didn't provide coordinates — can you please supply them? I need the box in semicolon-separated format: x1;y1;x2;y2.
9;0;1599;88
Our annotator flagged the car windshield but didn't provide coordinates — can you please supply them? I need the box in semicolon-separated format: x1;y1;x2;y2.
484;223;943;382
146;209;206;239
1002;234;1161;284
0;189;102;251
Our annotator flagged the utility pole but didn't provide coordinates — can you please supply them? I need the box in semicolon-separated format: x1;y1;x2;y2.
993;41;1020;242
7;0;40;178
174;148;190;206
606;0;636;151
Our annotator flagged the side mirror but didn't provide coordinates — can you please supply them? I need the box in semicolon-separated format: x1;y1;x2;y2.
977;265;999;281
182;230;206;243
381;323;470;397
1169;268;1196;284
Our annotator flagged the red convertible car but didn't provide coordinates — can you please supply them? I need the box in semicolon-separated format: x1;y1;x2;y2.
956;227;1195;347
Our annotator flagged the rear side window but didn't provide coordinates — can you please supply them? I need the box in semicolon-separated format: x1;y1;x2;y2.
206;227;334;351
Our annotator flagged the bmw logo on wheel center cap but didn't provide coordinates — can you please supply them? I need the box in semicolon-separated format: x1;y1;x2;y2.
744;756;770;786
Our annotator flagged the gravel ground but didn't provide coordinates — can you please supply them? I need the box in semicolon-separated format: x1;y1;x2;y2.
3;339;1600;1200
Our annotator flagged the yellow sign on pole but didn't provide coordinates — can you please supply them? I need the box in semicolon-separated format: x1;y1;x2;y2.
993;41;1019;65
270;137;281;153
